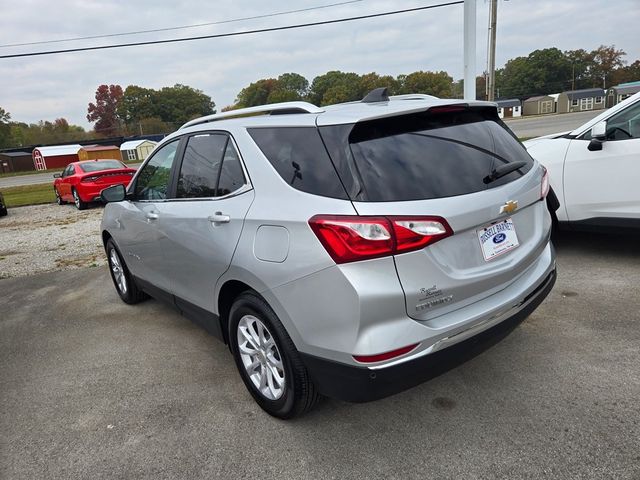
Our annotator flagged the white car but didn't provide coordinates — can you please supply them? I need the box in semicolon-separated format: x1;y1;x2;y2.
524;91;640;231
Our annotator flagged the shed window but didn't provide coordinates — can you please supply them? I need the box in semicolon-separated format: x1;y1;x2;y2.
595;96;603;103
571;99;579;107
127;150;136;161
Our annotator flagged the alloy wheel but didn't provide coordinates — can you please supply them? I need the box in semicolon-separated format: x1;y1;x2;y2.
237;315;285;400
109;248;128;295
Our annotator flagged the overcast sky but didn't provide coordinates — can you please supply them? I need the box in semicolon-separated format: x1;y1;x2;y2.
1;0;639;129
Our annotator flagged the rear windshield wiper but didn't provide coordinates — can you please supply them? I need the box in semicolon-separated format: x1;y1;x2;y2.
483;161;528;184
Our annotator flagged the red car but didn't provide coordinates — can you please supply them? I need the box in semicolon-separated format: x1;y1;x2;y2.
53;160;136;210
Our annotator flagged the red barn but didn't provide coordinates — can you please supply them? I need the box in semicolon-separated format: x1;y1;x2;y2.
32;144;82;170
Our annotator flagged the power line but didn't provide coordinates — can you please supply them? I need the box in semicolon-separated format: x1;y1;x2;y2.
0;0;363;49
0;2;464;60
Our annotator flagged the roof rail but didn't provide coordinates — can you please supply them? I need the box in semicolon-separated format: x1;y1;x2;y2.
389;94;439;101
180;101;324;129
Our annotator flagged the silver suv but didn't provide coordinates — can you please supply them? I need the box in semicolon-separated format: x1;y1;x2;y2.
101;89;556;418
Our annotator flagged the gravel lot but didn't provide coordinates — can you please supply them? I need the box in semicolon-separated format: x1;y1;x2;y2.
0;203;106;279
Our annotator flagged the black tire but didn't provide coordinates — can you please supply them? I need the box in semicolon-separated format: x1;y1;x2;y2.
0;206;7;217
72;188;87;210
54;187;65;205
105;238;147;304
229;292;320;419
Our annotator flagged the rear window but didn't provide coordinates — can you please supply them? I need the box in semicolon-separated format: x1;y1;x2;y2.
320;108;534;202
248;127;348;199
79;160;124;173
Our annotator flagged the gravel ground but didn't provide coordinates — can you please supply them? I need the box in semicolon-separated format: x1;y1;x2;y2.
0;203;106;279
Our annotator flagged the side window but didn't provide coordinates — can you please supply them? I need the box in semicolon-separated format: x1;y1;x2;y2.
606;100;640;140
134;140;179;200
248;127;348;199
217;141;246;196
176;134;228;198
61;165;72;177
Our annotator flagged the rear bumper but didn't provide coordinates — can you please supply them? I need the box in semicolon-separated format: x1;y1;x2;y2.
300;268;556;403
77;183;128;202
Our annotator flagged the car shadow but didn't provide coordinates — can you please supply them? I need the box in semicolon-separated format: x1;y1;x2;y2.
553;229;640;258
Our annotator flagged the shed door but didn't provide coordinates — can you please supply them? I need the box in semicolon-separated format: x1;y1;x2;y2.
33;151;46;170
580;98;594;111
504;107;513;118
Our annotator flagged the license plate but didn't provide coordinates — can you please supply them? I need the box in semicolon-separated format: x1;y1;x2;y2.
477;218;519;261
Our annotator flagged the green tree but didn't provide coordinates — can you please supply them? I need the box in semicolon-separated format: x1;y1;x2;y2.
358;72;398;97
0;107;11;148
611;60;640;85
307;71;361;105
235;78;279;108
117;85;156;124
398;71;454;97
154;84;215;125
496;48;572;97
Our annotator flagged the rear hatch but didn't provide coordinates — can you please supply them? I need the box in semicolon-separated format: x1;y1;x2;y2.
81;168;136;186
78;160;136;187
319;106;549;322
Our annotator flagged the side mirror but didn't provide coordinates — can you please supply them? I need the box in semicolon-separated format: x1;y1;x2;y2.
53;173;61;178
101;184;126;203
588;121;607;151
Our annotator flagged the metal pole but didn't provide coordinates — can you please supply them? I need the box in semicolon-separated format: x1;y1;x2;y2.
463;0;476;100
487;0;498;101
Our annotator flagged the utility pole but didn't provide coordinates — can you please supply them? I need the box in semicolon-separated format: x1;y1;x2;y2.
487;0;498;101
463;0;477;101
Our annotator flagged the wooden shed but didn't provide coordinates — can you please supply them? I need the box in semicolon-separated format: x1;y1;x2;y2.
32;144;82;170
522;95;555;116
120;139;157;162
496;99;522;118
606;81;640;107
0;151;35;173
78;145;122;162
557;88;605;114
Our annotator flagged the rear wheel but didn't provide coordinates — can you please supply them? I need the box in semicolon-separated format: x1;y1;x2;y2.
229;292;320;419
72;188;87;210
106;238;147;304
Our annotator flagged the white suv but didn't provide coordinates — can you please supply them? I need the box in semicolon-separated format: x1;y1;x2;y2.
525;91;640;231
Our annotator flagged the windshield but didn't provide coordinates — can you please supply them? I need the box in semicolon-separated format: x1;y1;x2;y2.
79;160;125;173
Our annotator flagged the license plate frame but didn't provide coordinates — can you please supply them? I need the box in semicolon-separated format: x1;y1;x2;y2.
477;218;520;261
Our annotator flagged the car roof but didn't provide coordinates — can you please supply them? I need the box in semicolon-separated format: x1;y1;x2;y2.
177;96;497;135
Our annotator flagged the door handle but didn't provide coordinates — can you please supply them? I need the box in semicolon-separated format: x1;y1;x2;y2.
208;212;230;224
146;212;159;220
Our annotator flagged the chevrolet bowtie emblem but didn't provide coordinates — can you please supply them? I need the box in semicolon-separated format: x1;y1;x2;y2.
500;200;518;214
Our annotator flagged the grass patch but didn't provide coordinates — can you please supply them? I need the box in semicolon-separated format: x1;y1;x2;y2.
2;183;55;207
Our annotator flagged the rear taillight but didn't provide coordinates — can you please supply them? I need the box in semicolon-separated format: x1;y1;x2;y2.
82;176;99;183
308;215;453;264
540;166;550;199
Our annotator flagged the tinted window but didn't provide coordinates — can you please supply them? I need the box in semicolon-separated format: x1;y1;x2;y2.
177;134;227;198
217;142;245;196
62;165;75;177
605;100;640;140
323;109;533;202
248;127;348;199
134;140;178;200
79;160;124;172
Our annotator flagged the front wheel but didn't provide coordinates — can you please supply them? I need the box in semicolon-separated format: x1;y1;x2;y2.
229;292;320;419
72;188;87;210
54;187;65;205
106;238;147;304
